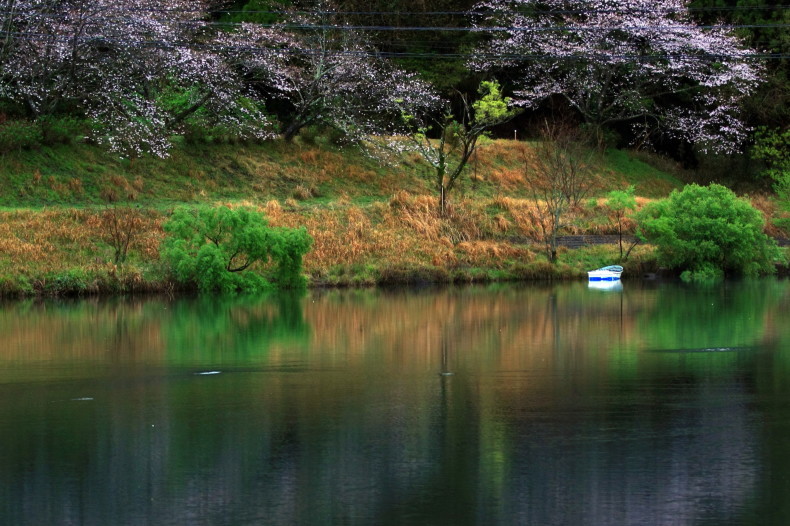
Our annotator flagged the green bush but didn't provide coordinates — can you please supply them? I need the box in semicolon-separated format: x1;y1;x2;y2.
753;126;790;182
0;274;33;296
0;120;42;152
636;183;783;281
45;269;90;294
161;205;313;293
39;115;85;145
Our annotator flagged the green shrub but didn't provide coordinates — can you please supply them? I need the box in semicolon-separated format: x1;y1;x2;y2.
39;115;85;145
0;120;42;152
635;183;783;280
0;274;33;296
45;269;89;295
753;126;790;182
161;205;313;293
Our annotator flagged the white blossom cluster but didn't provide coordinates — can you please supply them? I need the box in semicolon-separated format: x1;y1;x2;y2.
470;0;763;152
220;11;441;144
0;0;766;156
1;0;278;156
0;0;441;156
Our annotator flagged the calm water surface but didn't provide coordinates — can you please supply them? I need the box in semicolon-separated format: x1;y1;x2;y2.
1;280;790;525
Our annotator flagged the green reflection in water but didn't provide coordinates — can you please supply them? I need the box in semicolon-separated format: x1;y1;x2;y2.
0;282;789;525
163;292;310;368
636;280;784;352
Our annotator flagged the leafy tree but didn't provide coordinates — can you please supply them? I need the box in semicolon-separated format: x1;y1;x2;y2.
392;80;520;215
753;127;790;182
604;185;638;261
635;183;782;281
470;0;763;152
161;206;312;292
755;127;790;230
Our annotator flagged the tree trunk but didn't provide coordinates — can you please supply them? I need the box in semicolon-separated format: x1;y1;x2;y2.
282;120;303;142
549;232;558;263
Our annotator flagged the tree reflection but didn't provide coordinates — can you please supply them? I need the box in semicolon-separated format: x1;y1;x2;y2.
163;292;310;367
0;282;790;525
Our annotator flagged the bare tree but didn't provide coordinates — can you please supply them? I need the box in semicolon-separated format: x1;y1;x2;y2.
524;121;596;262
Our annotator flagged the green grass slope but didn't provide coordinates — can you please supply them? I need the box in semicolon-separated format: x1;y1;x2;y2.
0;137;686;208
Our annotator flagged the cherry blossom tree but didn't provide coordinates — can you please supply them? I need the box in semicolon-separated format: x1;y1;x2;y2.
470;0;763;152
220;4;441;143
0;0;276;156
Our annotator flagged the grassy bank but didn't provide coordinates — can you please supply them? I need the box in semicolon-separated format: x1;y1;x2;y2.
0;137;780;296
0;135;689;207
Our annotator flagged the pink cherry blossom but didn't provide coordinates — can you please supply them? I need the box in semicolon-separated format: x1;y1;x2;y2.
470;0;763;152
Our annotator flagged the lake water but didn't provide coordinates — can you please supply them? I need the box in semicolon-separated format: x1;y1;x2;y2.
1;280;790;525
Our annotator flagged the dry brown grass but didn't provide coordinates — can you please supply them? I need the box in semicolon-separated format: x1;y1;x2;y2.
3;182;743;291
475;140;525;171
292;184;314;201
386;191;444;241
285;207;401;271
749;193;789;238
491;197;543;240
489;167;525;191
255;187;782;283
264;199;283;219
258;191;505;275
0;208;163;275
493;214;512;233
456;240;534;268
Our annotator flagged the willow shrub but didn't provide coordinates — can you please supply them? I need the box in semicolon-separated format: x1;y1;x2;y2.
161;205;312;293
635;183;783;282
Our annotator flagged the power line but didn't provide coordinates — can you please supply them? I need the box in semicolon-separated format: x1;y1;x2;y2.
2;4;790;17
215;5;790;17
202;22;790;32
1;4;788;38
2;11;788;33
2;29;784;61
3;4;777;16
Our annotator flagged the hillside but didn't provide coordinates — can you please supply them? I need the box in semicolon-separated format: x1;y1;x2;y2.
0;137;685;207
0;137;779;294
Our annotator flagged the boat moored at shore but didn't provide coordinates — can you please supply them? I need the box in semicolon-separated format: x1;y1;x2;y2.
587;265;623;281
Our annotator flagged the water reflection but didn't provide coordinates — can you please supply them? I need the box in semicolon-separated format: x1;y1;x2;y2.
587;280;623;292
0;281;788;525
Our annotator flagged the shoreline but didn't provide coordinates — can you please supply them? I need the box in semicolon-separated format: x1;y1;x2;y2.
3;247;787;299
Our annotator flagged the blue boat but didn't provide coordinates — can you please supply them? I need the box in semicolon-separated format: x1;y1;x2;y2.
587;265;623;281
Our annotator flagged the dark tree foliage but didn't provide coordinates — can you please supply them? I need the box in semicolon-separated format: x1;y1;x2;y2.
332;0;482;92
217;0;292;24
689;0;790;128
